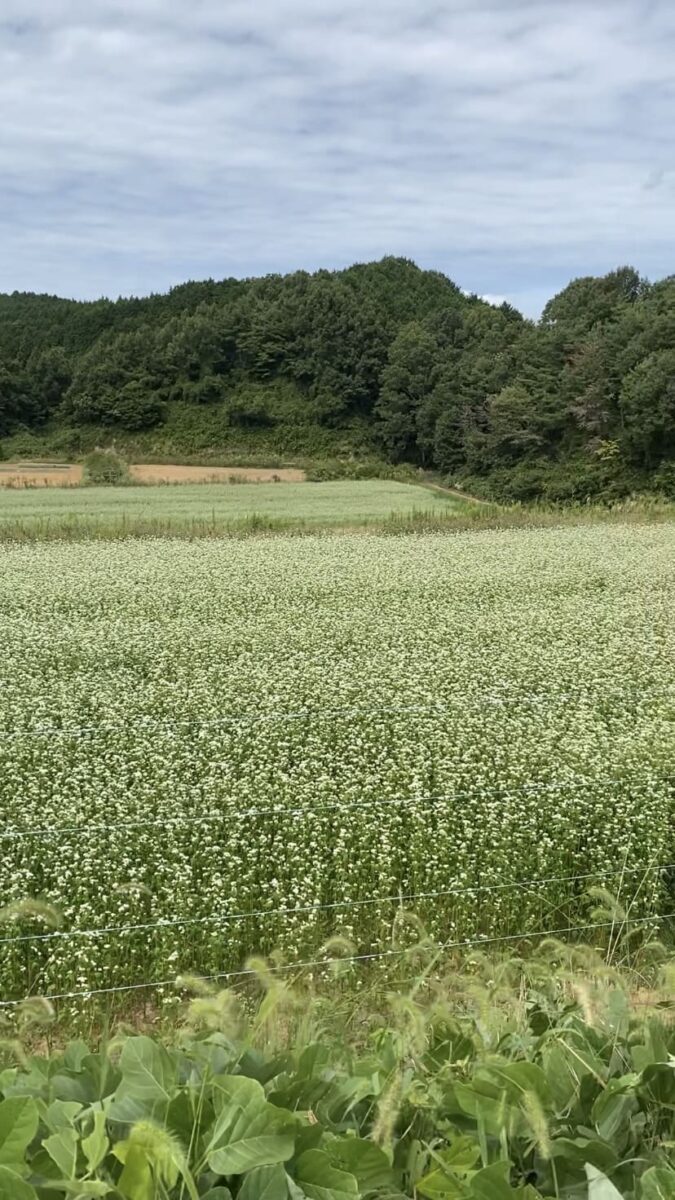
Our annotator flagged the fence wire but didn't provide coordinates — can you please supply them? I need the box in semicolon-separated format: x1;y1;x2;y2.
2;910;672;1007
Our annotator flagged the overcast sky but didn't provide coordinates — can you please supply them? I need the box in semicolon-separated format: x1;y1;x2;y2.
1;0;673;316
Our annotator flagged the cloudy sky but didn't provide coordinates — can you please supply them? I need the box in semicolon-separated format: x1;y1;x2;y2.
1;0;673;315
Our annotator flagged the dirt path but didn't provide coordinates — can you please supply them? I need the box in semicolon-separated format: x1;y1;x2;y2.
0;462;305;487
422;479;490;505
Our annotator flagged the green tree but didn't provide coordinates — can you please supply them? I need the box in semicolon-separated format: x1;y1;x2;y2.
619;349;675;466
486;384;548;460
376;323;438;461
541;266;645;340
562;332;616;440
62;329;167;430
30;347;72;417
0;361;36;433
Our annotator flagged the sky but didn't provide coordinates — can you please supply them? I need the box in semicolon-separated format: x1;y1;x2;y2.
1;0;673;317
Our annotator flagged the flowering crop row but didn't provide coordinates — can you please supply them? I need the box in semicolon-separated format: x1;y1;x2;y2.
0;523;673;1003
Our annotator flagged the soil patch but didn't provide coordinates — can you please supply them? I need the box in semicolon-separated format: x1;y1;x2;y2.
0;463;81;487
129;464;305;484
0;462;305;487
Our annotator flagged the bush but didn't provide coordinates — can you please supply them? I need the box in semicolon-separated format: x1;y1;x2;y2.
82;447;130;485
228;395;276;427
652;459;675;498
0;949;673;1198
306;458;418;482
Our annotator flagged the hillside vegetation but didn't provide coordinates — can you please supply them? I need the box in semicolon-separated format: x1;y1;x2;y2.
1;258;674;501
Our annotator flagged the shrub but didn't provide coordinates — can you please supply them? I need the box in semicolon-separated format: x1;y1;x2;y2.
652;459;675;498
228;395;276;427
82;447;130;485
0;951;673;1198
306;458;418;482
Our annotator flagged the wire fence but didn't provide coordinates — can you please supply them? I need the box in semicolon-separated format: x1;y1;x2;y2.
1;695;672;1009
0;861;672;948
1;910;673;1008
2;770;673;842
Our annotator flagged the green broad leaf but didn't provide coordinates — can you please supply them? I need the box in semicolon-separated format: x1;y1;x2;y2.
416;1138;482;1198
469;1161;514;1200
286;1175;308;1200
292;1123;324;1161
235;1049;288;1087
550;1137;617;1173
0;1097;39;1164
640;1166;675;1199
207;1076;296;1176
79;1052;121;1102
585;1165;624;1199
201;1191;234;1200
82;1110;109;1172
63;1042;91;1073
166;1090;199;1144
416;1166;469;1199
325;1136;394;1190
631;1022;670;1073
50;1076;95;1107
440;1138;481;1174
592;1088;637;1146
38;1182;113;1197
541;1043;579;1111
640;1063;675;1108
44;1100;83;1133
116;1036;175;1104
452;1081;525;1138
44;1126;79;1179
0;1164;37;1199
483;1062;552;1106
542;1036;606;1109
238;1163;290;1199
294;1149;359;1200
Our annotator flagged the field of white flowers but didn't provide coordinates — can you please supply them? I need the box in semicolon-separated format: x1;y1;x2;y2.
0;523;673;1005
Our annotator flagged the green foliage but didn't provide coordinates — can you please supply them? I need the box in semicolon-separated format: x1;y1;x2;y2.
304;459;416;482
0;967;673;1198
376;321;439;461
82;448;130;486
1;258;673;498
619;349;675;467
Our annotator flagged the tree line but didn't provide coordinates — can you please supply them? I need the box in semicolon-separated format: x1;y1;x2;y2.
0;257;673;499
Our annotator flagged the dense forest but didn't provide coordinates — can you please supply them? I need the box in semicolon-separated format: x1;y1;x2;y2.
1;257;673;499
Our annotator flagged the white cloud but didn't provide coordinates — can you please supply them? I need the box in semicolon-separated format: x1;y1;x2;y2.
479;294;508;307
0;1;673;314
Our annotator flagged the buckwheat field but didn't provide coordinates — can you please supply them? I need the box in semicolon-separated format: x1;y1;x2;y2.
1;523;674;1004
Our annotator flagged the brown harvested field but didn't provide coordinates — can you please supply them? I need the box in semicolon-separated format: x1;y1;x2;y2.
0;462;305;487
128;464;305;484
0;463;81;487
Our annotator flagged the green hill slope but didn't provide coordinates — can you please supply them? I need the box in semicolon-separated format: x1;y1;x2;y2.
1;257;674;500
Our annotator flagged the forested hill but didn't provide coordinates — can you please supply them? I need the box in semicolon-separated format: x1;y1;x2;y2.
1;257;673;500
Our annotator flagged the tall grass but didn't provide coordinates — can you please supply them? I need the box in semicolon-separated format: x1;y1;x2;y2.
0;496;672;543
